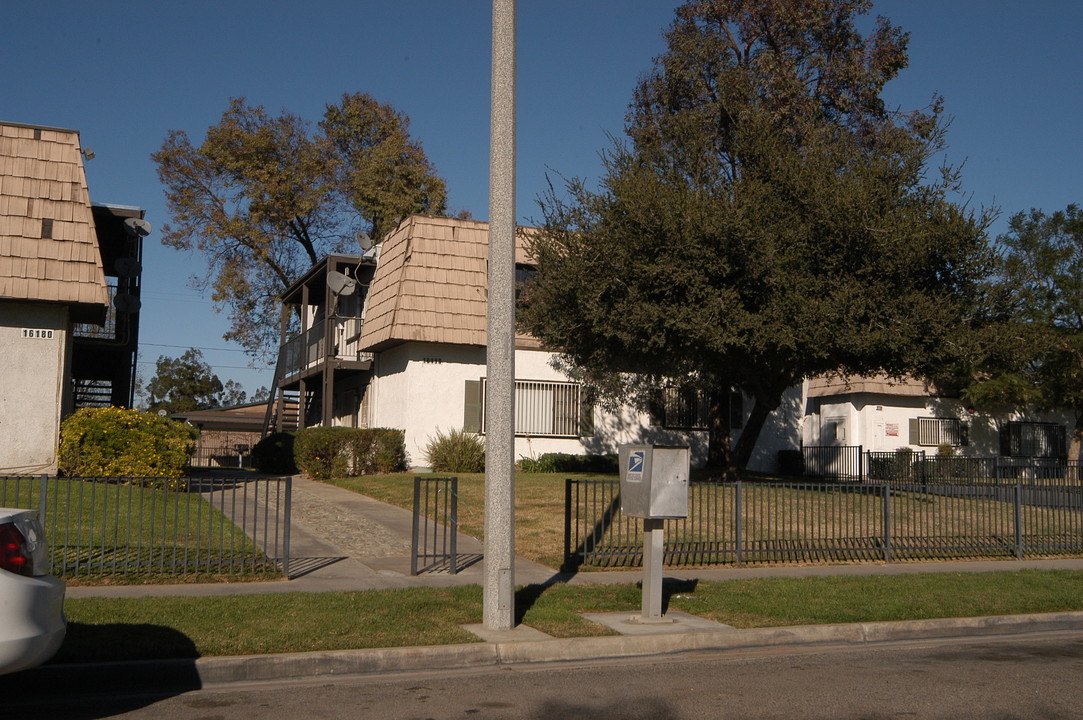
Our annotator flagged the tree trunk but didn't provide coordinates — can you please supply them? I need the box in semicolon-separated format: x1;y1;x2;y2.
706;394;736;480
1071;412;1083;464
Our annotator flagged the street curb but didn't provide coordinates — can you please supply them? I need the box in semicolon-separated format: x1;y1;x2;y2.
12;611;1082;694
196;612;1083;685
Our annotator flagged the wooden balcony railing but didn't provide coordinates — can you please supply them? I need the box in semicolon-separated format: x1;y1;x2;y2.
278;317;373;379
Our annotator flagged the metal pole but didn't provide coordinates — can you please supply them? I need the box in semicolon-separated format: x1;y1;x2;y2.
640;518;666;620
484;0;517;631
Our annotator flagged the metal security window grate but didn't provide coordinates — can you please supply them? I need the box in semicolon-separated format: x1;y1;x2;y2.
914;417;965;447
481;379;584;437
651;387;743;431
1002;422;1066;458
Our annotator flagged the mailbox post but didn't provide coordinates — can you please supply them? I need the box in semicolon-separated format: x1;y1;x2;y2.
618;444;690;622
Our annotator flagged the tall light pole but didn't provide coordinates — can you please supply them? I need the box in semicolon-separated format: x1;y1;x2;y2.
485;0;517;631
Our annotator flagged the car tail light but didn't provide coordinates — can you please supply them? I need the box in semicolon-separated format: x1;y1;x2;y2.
0;522;33;576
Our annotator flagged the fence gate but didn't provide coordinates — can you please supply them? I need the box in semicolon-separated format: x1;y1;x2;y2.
411;476;459;575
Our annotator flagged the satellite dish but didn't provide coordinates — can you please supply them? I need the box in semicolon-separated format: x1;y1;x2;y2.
327;270;357;296
123;217;153;238
114;258;142;277
113;293;141;313
355;231;374;252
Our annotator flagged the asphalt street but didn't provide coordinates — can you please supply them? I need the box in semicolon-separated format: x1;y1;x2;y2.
12;474;1083;713
16;630;1083;719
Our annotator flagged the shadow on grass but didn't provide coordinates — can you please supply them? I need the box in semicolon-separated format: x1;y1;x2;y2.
514;575;700;624
52;622;199;664
0;624;201;719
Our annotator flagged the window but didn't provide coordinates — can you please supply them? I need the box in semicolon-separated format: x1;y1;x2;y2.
515;264;536;302
1000;422;1066;458
909;417;967;447
464;379;592;438
649;387;743;431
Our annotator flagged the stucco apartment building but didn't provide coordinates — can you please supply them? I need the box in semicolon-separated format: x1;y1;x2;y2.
0;121;145;474
266;214;800;470
0;122;110;473
265;213;1079;474
803;374;1076;461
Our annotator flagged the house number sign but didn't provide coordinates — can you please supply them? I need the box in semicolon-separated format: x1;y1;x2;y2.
22;328;55;339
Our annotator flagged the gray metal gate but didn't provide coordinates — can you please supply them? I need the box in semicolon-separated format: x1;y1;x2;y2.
411;476;459;574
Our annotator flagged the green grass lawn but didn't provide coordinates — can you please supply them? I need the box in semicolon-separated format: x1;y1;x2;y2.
327;472;586;568
325;472;1083;569
55;569;1083;663
1;476;279;582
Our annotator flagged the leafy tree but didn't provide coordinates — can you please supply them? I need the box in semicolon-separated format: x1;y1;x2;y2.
146;348;239;413
154;93;448;358
219;380;250;408
519;0;992;474
964;205;1083;459
249;386;271;404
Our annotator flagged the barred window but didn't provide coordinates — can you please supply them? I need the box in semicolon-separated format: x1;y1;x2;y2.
909;417;967;447
649;387;743;431
464;379;592;438
1000;422;1066;458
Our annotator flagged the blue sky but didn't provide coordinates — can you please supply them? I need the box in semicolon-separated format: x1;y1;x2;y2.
3;1;1081;396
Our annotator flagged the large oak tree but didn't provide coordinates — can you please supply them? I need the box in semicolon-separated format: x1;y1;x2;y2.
964;205;1083;460
519;0;993;475
154;93;447;359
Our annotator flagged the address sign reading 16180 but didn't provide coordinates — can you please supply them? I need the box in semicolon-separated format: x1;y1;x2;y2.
22;328;55;339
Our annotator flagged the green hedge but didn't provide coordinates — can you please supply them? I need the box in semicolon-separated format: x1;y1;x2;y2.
58;407;197;479
251;432;298;474
293;427;407;480
516;452;618;473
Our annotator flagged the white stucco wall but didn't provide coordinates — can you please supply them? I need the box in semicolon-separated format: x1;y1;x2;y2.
368;341;803;471
0;303;70;474
804;391;1076;458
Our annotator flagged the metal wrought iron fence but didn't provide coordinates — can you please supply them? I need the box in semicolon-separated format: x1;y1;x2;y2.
188;445;254;469
564;478;1083;569
411;476;459;575
802;446;864;481
865;452;1083;485
0;475;291;579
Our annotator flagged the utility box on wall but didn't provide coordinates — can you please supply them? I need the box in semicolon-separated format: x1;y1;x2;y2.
618;445;690;519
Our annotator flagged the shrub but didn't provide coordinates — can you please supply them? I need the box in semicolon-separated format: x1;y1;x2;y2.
364;428;408;474
251;432;298;474
424;428;485;473
293;427;407;480
58;407;197;479
516;452;618;473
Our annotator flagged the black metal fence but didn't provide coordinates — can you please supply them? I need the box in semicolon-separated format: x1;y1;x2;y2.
411;476;459;575
0;475;291;579
803;446;1083;485
188;445;253;469
802;446;865;481
564;477;1083;569
865;451;1083;485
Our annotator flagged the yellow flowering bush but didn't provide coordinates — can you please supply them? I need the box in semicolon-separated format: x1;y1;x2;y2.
58;407;198;480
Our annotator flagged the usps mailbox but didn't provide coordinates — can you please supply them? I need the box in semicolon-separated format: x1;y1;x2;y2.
619;445;690;519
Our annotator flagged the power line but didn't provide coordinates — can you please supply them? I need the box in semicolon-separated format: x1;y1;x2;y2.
137;342;249;352
136;361;265;371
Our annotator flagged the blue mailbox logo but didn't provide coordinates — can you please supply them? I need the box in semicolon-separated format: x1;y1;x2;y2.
626;449;645;483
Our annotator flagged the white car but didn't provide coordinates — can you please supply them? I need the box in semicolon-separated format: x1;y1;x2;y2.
0;508;65;675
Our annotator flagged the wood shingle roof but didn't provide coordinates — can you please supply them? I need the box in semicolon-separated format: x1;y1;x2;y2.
359;215;536;351
0;122;109;318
